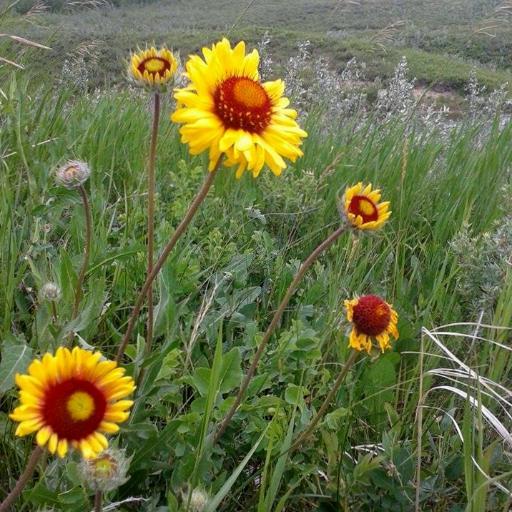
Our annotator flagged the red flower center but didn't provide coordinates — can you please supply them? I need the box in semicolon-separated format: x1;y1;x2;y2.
42;378;107;441
348;195;379;224
214;76;272;133
352;295;391;336
138;57;171;77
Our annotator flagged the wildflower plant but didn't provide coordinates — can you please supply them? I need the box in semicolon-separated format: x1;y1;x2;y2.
40;282;61;302
117;37;308;363
127;46;179;387
55;160;93;317
342;182;391;230
0;35;406;512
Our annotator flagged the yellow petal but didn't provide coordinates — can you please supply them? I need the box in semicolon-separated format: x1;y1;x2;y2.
57;439;68;458
48;433;59;454
36;426;53;447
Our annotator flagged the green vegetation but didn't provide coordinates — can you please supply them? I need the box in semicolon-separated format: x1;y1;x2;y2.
0;69;511;509
1;1;512;510
4;0;512;92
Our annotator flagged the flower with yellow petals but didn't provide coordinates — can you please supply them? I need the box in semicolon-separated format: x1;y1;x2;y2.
171;38;307;178
343;183;391;230
344;295;399;353
129;47;178;89
9;347;135;459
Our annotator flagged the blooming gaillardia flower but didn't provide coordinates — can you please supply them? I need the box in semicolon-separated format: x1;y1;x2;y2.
344;295;399;353
129;46;178;89
171;38;307;178
10;347;135;459
343;183;391;230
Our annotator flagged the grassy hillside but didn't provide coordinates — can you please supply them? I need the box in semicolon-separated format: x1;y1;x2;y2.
3;0;512;91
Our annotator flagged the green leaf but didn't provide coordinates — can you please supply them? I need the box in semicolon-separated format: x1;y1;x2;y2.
325;407;349;430
191;367;211;397
155;348;181;381
167;492;179;512
219;347;242;393
284;384;308;410
0;339;33;394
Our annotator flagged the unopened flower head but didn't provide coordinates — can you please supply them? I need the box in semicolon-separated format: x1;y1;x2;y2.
129;46;178;90
343;182;390;230
190;488;209;512
171;38;307;178
40;282;61;302
10;346;135;459
80;447;130;491
180;487;209;512
55;160;90;189
344;294;399;353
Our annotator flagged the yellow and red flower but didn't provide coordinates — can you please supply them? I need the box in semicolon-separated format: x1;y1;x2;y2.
9;347;135;459
344;295;399;353
129;47;178;89
171;38;307;178
343;183;391;230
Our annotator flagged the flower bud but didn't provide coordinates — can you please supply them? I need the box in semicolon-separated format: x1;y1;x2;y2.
79;448;130;492
189;488;209;512
40;282;61;302
55;160;90;189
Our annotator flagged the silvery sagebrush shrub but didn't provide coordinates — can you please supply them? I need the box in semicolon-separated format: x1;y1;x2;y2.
449;211;512;319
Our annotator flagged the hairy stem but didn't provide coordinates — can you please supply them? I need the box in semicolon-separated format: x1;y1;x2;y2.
116;160;222;363
94;490;103;512
141;92;161;384
0;446;44;512
288;349;358;453
51;301;58;324
213;224;347;443
72;184;92;318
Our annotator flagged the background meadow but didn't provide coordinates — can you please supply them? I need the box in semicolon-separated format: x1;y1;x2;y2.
1;1;512;511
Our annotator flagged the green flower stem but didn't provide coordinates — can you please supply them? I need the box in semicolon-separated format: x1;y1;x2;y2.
0;446;44;512
213;224;347;444
288;349;358;454
115;158;223;363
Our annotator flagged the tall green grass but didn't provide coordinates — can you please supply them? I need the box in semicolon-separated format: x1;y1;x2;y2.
0;72;511;510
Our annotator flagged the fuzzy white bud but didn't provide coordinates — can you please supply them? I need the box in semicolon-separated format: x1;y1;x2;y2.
55;160;90;189
189;488;209;512
40;282;61;302
79;448;130;492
